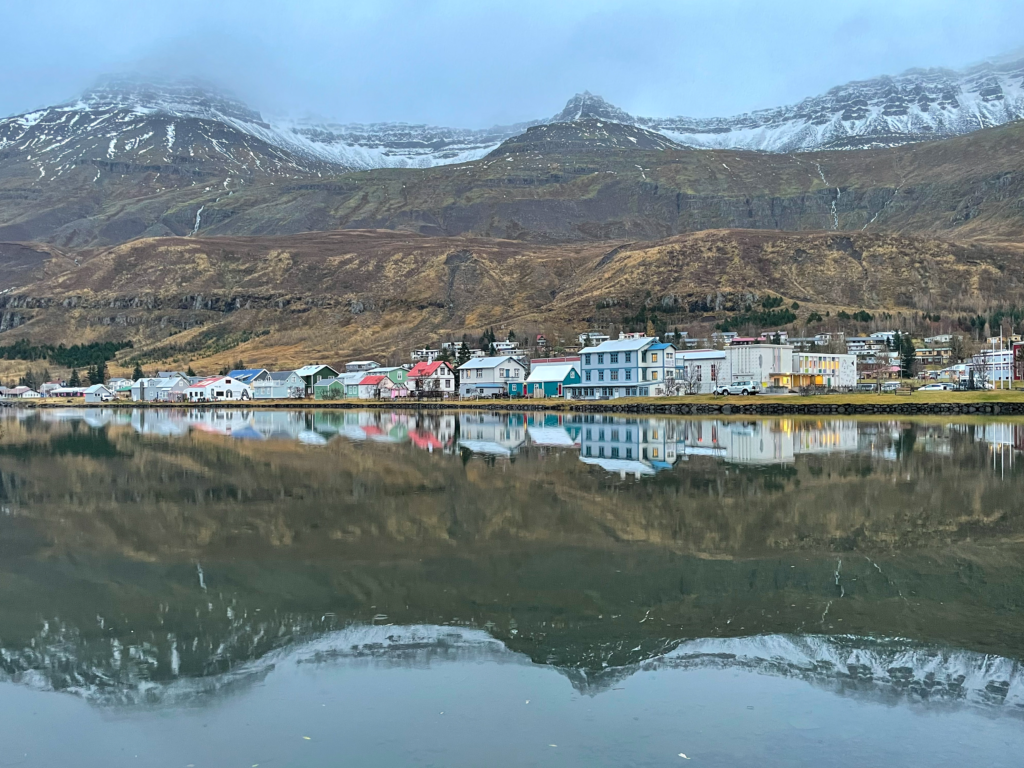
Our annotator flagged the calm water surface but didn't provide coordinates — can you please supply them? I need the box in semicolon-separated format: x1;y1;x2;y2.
1;408;1023;767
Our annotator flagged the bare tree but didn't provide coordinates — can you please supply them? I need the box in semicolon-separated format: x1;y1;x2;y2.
677;364;704;395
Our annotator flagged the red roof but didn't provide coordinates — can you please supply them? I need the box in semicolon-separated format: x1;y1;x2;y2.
408;361;450;377
360;375;387;385
188;376;228;389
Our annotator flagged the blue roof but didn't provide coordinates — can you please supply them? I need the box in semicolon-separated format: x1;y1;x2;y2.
649;343;675;351
228;369;267;383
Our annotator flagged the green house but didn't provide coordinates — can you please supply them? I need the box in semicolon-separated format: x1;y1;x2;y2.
313;377;346;400
369;367;408;386
524;363;580;398
295;364;340;396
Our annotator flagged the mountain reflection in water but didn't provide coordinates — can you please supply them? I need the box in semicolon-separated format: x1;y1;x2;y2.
1;408;1024;766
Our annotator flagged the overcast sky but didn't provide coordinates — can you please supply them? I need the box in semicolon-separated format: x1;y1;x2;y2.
3;0;1024;126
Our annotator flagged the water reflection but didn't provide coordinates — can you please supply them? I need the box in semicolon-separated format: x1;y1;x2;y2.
2;408;1024;766
27;407;1024;475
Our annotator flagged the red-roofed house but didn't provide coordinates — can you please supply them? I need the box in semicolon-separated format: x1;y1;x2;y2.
356;374;408;400
407;361;455;396
185;376;253;402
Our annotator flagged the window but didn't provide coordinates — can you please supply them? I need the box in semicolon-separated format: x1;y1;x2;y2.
709;365;715;381
585;354;591;365
667;353;674;360
625;369;632;381
585;446;592;457
585;370;592;382
625;429;632;441
597;354;604;364
651;371;659;381
598;370;605;381
651;353;659;363
610;353;619;363
598;447;605;458
610;370;619;381
611;429;619;441
599;429;605;441
625;352;631;363
641;387;649;396
611;447;620;458
626;448;633;459
651;430;659;440
586;428;592;439
652;448;659;458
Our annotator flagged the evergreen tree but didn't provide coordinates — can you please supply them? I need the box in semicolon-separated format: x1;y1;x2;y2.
899;334;916;379
42;367;51;383
69;368;81;387
186;364;196;377
132;362;144;381
95;358;107;385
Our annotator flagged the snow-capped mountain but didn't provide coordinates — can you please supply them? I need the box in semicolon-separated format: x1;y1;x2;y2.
3;53;1024;187
645;58;1024;152
4;620;1022;713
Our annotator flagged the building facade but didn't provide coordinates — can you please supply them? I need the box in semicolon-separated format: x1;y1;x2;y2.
457;356;528;398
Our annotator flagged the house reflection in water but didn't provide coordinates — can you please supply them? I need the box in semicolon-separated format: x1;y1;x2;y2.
27;408;1024;479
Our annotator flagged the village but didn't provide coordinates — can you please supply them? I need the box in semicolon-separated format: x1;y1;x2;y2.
1;326;1021;403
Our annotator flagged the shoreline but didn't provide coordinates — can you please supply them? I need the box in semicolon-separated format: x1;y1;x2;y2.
16;395;1024;416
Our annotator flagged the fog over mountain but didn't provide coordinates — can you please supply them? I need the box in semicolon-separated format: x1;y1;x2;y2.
4;0;1024;129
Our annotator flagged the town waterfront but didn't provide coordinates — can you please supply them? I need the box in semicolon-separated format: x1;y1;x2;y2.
2;408;1024;767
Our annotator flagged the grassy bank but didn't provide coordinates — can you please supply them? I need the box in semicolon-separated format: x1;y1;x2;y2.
18;390;1024;411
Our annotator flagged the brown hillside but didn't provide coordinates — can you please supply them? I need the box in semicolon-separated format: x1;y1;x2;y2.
0;228;1022;373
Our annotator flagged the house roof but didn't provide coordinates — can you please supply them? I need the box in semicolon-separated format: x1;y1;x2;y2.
526;363;577;384
84;384;112;393
133;376;185;388
649;343;675;351
295;364;339;377
457;356;520;370
267;371;301;382
187;376;231;389
585;337;657;354
408;361;450;377
359;375;387;385
228;368;268;382
677;349;727;361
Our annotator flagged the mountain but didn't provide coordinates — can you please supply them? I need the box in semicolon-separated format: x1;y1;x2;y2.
4;53;1024;249
647;58;1024;152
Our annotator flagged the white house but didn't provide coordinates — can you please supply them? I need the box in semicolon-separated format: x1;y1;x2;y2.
84;384;115;403
345;361;379;373
131;376;189;402
356;374;405;400
254;371;306;399
407;361;456;395
675;350;728;394
185;376;254;401
8;386;41;399
457;356;527;398
411;348;441;363
723;344;795;389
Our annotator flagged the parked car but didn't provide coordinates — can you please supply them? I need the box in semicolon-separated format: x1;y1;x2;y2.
881;381;901;393
716;380;761;396
856;382;878;392
917;383;954;392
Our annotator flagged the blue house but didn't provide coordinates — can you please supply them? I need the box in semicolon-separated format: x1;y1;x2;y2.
524;363;580;398
564;337;672;399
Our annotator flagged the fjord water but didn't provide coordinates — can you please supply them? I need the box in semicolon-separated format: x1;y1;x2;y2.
1;409;1023;767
